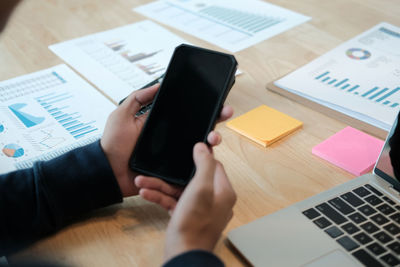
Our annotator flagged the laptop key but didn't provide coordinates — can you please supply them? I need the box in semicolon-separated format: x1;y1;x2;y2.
353;232;373;245
353;186;372;198
325;226;344;238
371;214;390;225
341;192;364;207
316;203;347;224
373;231;393;244
302;208;320;220
380;253;400;266
328;197;355;215
360;222;380;234
365;184;383;196
365;195;383;206
313;217;331;229
337;236;359;251
384;223;400;235
341;222;360;235
352;249;383;267
358;204;377;216
390;213;400;224
387;242;400;255
383;196;396;205
376;204;396;215
367;242;387;255
349;212;367;224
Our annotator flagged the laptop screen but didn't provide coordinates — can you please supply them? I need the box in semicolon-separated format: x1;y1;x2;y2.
375;112;400;191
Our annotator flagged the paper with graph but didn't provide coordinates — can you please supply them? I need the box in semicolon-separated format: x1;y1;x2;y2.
0;65;115;174
134;0;310;52
274;22;400;131
49;20;188;102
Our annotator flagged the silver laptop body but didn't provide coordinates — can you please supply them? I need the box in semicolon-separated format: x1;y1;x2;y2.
228;116;400;267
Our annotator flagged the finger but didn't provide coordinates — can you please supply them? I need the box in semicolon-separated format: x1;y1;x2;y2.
207;131;221;147
136;109;150;125
135;175;183;198
192;143;216;185
186;143;217;200
139;188;177;211
122;84;159;115
217;106;234;123
213;162;237;208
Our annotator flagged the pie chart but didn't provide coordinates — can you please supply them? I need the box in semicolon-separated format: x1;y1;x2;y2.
2;143;24;158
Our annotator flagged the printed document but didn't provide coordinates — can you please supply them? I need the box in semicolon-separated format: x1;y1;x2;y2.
134;0;310;52
50;20;188;102
0;65;115;174
274;22;400;130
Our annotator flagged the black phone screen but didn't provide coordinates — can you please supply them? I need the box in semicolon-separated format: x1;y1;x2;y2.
130;45;237;185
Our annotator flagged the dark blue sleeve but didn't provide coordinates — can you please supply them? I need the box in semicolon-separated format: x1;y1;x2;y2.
163;250;224;267
0;140;123;256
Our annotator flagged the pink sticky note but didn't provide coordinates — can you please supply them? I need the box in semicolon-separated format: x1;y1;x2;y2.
312;127;385;176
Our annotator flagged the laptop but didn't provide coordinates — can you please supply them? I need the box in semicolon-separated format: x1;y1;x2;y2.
228;114;400;267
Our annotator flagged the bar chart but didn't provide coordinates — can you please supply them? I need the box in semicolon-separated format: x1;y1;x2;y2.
121;50;162;63
36;92;99;139
105;40;163;64
199;5;284;35
0;65;115;174
135;0;310;52
50;21;190;102
315;71;400;108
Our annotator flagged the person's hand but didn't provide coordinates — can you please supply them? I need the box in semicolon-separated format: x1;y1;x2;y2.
101;84;159;197
101;85;233;197
134;105;233;209
163;142;236;262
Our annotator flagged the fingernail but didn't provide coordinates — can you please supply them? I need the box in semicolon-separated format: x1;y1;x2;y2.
196;143;208;153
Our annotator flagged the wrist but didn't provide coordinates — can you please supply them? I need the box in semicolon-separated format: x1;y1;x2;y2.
164;233;217;262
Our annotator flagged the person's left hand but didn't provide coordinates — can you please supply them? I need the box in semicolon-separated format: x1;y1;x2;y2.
101;84;233;198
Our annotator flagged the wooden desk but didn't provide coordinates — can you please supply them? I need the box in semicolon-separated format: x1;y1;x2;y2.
2;0;399;266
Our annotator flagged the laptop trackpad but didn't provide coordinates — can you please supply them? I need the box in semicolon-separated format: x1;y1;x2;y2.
304;250;357;267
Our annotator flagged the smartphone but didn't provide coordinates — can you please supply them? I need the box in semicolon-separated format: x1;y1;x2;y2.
129;44;237;185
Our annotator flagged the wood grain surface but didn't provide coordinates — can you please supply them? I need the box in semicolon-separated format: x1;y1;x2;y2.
2;0;399;266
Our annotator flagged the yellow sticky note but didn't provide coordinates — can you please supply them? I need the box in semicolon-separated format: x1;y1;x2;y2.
226;105;303;147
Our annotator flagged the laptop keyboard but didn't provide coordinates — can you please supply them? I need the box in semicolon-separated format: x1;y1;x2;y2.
302;184;400;267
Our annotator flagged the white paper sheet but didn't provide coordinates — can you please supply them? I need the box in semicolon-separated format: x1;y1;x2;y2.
275;22;400;131
49;20;189;103
0;65;116;174
134;0;310;52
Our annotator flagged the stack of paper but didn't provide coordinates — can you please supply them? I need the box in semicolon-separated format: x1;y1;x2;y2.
226;105;303;147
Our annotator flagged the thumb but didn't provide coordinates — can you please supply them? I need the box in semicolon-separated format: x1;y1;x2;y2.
191;143;216;187
121;84;159;115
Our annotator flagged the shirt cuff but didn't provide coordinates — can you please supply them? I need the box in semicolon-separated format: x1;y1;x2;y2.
163;250;224;267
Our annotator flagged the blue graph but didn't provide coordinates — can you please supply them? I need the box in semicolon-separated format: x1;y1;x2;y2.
315;71;400;108
9;103;45;128
35;92;98;139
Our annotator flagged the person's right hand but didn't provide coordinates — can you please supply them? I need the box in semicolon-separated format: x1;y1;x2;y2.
162;142;237;262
